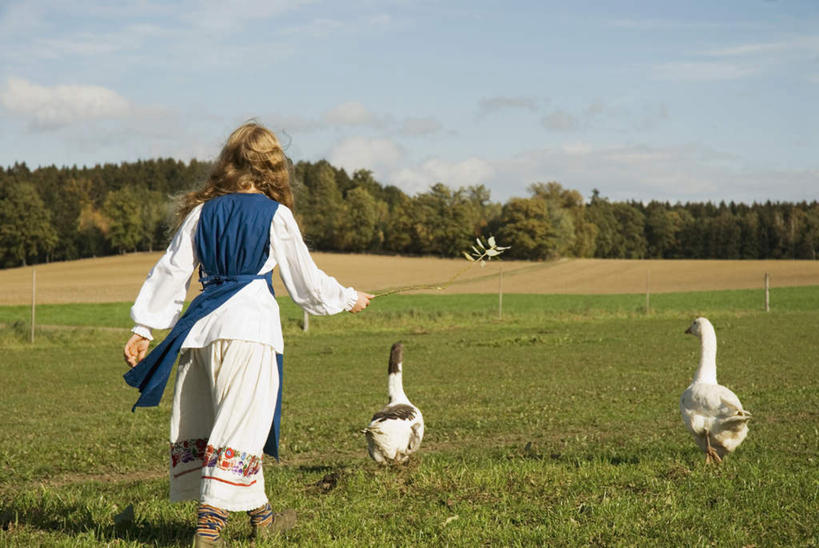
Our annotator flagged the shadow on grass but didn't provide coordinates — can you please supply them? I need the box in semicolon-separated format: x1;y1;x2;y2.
0;500;193;547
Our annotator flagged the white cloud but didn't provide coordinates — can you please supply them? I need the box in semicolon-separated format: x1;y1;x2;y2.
391;157;495;195
323;101;386;127
486;142;815;204
328;136;404;175
652;61;757;81
1;77;131;129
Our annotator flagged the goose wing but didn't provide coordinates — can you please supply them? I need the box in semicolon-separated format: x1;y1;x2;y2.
408;421;424;453
371;403;417;423
711;384;750;418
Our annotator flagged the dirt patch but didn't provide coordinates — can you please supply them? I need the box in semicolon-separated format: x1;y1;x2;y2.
1;253;817;305
0;468;167;497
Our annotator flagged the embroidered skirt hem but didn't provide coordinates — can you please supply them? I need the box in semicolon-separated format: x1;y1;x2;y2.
168;340;279;511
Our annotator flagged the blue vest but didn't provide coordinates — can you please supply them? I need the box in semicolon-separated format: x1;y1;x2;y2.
124;193;283;459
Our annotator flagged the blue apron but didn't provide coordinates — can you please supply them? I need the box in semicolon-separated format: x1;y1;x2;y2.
124;193;283;459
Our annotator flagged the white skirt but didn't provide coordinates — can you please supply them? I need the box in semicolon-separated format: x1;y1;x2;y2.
168;339;279;512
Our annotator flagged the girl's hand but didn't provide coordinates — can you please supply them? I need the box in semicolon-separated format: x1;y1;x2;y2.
124;333;150;367
350;291;374;313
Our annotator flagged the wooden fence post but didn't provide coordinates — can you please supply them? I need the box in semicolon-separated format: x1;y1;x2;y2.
645;270;650;314
764;272;770;312
30;269;36;343
498;263;503;320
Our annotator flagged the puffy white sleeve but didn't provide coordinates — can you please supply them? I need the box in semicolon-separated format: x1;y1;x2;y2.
271;205;358;315
130;205;202;335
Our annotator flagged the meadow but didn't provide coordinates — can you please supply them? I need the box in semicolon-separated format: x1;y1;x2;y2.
0;287;817;546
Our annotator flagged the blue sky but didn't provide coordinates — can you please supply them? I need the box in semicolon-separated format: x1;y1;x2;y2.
1;0;817;204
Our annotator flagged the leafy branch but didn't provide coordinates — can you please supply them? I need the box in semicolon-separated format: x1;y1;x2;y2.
462;235;511;266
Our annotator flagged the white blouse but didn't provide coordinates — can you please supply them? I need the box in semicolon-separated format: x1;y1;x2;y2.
130;202;358;354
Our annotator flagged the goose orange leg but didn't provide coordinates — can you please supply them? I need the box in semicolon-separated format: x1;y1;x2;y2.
704;429;722;464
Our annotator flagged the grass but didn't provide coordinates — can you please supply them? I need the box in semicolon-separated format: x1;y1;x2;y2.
0;289;817;546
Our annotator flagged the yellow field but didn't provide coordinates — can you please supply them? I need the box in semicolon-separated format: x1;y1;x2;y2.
1;252;818;306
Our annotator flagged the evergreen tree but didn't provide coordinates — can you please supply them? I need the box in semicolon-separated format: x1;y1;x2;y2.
645;202;677;258
612;202;647;259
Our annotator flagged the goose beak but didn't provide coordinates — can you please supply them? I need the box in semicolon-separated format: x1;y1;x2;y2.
684;325;694;335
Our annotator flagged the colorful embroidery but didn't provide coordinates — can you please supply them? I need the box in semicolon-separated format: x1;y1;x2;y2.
170;438;208;468
203;444;262;478
169;439;262;478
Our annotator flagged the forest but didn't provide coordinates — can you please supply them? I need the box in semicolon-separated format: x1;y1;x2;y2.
1;158;817;268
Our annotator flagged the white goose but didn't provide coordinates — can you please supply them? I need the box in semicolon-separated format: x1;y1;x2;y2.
364;342;424;464
680;317;751;463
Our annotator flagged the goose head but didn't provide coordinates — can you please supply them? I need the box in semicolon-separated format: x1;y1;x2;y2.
389;342;403;375
685;317;714;338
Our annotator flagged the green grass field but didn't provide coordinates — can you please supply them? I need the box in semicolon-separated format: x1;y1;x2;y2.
0;288;817;546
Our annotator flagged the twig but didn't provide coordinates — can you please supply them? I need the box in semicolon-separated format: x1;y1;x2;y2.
373;236;510;297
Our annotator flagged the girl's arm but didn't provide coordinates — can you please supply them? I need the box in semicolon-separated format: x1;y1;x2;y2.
128;205;202;339
271;205;371;315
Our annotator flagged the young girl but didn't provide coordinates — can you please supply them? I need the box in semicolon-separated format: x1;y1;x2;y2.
123;122;372;547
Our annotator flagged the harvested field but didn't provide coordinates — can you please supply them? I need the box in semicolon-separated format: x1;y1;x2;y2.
0;252;818;305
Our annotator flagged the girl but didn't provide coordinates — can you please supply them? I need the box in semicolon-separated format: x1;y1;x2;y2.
123;122;372;547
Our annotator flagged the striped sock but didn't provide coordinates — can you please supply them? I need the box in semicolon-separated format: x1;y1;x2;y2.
196;504;229;541
247;502;273;528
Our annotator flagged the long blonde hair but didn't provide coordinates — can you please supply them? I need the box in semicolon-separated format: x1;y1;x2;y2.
176;122;294;225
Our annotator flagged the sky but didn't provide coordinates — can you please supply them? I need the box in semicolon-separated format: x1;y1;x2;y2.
0;0;817;204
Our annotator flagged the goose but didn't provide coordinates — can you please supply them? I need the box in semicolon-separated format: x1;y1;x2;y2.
363;342;424;464
680;317;751;463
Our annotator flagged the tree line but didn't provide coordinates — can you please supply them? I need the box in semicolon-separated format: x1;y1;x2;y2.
1;158;817;268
